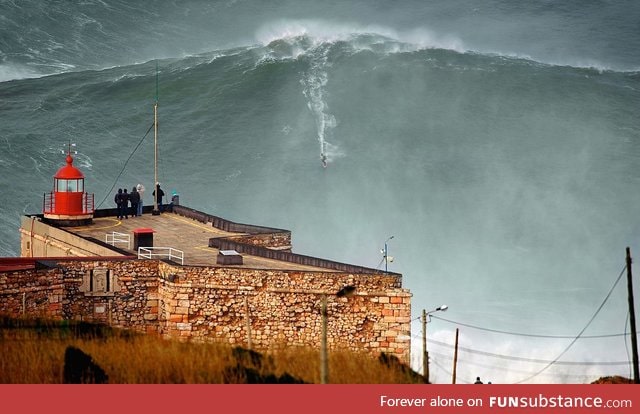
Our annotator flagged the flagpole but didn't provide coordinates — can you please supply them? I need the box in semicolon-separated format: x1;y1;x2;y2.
152;61;160;215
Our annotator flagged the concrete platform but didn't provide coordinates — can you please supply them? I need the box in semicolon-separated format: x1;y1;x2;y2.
69;210;336;272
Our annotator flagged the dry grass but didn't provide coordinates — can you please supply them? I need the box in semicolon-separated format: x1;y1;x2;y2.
0;317;424;384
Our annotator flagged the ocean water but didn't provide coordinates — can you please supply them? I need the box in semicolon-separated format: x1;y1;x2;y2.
1;0;639;384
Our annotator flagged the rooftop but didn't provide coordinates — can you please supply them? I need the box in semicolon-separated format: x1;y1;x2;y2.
59;205;386;275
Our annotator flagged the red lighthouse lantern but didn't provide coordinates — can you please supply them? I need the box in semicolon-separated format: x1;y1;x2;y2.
43;151;94;226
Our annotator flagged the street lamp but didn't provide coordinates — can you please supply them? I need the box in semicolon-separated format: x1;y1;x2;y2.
381;236;394;272
422;304;448;383
321;285;357;384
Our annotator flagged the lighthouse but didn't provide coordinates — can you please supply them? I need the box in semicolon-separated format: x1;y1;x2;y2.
42;150;94;226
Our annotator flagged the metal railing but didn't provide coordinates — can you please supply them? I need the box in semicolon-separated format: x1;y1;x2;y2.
105;232;130;249
43;193;55;214
85;193;95;214
138;247;184;265
43;192;95;214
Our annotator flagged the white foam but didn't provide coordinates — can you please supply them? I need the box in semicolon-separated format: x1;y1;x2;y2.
0;63;41;83
255;19;467;55
256;19;389;46
399;27;467;54
254;19;639;73
298;39;342;164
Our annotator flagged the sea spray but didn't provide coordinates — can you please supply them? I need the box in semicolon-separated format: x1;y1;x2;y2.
300;42;341;165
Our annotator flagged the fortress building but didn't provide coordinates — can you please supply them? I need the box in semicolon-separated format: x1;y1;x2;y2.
0;152;412;362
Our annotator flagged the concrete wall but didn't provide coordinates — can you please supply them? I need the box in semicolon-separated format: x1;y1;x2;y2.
173;205;292;250
226;233;292;250
0;259;411;362
19;216;127;258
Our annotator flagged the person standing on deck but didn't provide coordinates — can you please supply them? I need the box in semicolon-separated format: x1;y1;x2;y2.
136;183;145;216
115;188;124;219
153;183;165;213
129;186;140;218
122;188;130;219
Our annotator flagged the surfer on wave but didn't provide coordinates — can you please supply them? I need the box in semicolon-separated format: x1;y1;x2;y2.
321;153;327;168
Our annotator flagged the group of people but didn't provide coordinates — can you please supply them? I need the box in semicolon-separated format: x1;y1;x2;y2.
114;183;168;220
114;184;144;219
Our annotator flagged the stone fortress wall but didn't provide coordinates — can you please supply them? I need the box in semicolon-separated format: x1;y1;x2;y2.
0;258;411;361
1;206;412;362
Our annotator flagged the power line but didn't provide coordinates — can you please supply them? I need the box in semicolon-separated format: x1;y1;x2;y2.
430;352;610;382
431;351;611;375
514;265;627;383
428;315;629;339
408;265;630;379
95;122;154;209
424;337;630;366
431;358;468;383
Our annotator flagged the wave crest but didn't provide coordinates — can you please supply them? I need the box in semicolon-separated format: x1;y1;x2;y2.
256;19;467;55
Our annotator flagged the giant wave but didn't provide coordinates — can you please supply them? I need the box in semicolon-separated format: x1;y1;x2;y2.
2;1;640;384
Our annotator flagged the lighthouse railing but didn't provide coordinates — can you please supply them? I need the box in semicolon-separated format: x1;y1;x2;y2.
83;193;95;214
43;192;55;214
43;192;94;215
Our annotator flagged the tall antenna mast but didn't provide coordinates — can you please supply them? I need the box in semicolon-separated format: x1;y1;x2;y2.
152;60;160;215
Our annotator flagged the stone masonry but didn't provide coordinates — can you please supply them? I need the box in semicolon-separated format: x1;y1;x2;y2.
0;258;411;362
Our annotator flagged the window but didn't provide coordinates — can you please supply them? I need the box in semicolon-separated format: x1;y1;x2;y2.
55;179;83;192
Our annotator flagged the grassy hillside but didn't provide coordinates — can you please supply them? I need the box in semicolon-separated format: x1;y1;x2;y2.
0;316;424;384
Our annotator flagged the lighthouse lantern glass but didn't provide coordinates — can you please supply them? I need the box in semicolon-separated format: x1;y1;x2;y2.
56;178;83;192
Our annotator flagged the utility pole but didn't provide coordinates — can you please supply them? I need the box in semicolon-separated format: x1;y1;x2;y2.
626;247;640;383
422;309;428;383
320;294;328;384
244;296;252;350
318;287;356;384
452;328;459;384
422;305;448;384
